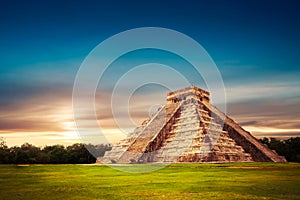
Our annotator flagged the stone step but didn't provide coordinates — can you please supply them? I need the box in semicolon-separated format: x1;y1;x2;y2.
172;127;201;133
175;112;200;119
172;121;200;127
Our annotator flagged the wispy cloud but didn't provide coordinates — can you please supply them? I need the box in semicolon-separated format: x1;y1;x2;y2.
1;71;300;147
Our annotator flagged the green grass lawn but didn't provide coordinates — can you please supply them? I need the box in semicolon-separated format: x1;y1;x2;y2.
0;163;299;199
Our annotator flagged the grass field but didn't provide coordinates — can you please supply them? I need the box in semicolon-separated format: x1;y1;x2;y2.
0;163;299;199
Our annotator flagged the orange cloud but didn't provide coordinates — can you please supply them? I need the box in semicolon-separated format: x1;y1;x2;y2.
1;82;300;147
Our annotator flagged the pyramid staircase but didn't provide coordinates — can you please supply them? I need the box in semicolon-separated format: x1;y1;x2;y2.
151;98;253;163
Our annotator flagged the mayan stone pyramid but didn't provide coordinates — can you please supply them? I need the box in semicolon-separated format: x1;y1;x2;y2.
101;86;286;163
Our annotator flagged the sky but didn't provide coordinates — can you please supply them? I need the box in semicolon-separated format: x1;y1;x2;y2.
0;0;300;147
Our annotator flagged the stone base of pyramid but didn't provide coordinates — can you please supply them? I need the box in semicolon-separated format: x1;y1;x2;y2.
100;86;286;164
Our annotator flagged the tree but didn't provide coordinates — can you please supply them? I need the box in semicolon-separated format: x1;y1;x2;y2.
0;137;9;164
259;137;300;162
43;145;68;164
0;141;111;164
67;143;96;163
20;143;41;163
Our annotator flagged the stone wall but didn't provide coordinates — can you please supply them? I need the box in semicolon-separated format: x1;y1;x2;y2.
203;102;287;162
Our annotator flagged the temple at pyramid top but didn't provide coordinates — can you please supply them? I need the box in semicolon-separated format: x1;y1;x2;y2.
167;86;210;104
101;86;286;164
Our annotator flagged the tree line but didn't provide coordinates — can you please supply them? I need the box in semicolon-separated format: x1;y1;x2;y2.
0;138;111;164
259;137;300;162
0;137;299;164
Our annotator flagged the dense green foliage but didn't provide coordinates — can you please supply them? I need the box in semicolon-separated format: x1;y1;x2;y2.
259;137;300;162
0;138;111;164
1;137;299;164
0;163;299;199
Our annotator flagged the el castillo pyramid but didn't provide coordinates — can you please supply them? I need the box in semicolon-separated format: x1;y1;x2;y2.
101;86;286;163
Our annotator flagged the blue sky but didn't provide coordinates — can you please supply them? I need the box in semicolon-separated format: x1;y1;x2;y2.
1;0;300;146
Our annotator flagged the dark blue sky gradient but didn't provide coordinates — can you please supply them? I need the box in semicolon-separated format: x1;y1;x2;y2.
1;0;299;96
1;0;299;71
